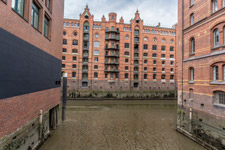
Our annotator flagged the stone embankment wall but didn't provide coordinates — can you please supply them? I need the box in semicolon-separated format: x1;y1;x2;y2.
66;90;177;100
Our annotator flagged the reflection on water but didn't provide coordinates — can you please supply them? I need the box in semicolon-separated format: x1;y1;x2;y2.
40;100;205;150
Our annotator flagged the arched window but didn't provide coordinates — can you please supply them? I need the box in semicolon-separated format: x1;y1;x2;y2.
213;65;219;81
190;38;195;54
212;0;218;13
72;49;78;54
63;31;66;35
214;28;220;47
190;0;194;6
190;13;194;25
134;67;139;71
83;22;89;31
74;31;77;36
189;89;194;99
153;37;157;42
66;22;69;27
161;74;166;79
170;39;174;44
223;65;225;81
189;67;194;81
162;38;166;43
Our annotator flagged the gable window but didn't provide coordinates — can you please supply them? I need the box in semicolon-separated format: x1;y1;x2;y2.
190;38;195;54
213;66;219;81
212;0;218;13
12;0;25;17
214;91;225;105
31;2;39;30
190;13;194;25
214;29;220;47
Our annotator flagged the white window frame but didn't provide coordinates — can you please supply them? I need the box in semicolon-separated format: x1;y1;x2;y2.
214;92;225;105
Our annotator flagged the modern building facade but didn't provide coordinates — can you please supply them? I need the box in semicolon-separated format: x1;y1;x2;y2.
0;0;64;149
62;6;177;91
177;0;225;149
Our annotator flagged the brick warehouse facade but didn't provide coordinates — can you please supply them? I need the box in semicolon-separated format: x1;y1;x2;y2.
177;0;225;149
0;0;64;149
62;6;177;92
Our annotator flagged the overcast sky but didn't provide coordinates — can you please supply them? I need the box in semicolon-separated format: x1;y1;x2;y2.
64;0;178;27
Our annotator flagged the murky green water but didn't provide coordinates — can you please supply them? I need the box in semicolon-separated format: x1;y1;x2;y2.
40;100;205;150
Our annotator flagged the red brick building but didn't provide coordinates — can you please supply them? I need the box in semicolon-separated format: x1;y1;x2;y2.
177;0;225;149
62;6;177;92
0;0;64;149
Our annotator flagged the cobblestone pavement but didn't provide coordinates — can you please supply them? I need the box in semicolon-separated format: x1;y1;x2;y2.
40;100;205;150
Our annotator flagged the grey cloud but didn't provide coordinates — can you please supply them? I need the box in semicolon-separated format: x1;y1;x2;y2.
64;0;177;27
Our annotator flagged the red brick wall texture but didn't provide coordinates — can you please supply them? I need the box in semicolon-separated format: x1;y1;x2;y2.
0;0;64;138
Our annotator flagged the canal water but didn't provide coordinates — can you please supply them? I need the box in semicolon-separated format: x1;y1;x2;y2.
40;100;205;150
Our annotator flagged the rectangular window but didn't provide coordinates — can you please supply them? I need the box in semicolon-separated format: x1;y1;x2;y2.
153;74;156;80
144;44;148;49
191;0;194;6
72;72;76;78
152;45;157;50
94;50;99;55
161;46;166;51
144;74;147;79
44;16;50;38
32;2;39;30
152;53;157;58
110;73;113;78
73;40;78;45
62;56;65;60
62;64;65;68
94;57;98;62
170;46;174;52
62;48;67;53
125;43;129;48
223;65;225;81
161;54;165;58
72;64;76;69
213;66;219;81
153;60;157;64
215;92;225;105
94;41;99;47
125;73;129;79
170;55;174;58
63;39;67;45
12;0;25;17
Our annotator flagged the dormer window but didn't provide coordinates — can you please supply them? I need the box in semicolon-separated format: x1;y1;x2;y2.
85;12;89;19
136;19;139;23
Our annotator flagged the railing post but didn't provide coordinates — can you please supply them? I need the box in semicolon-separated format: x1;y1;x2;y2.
62;73;67;121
